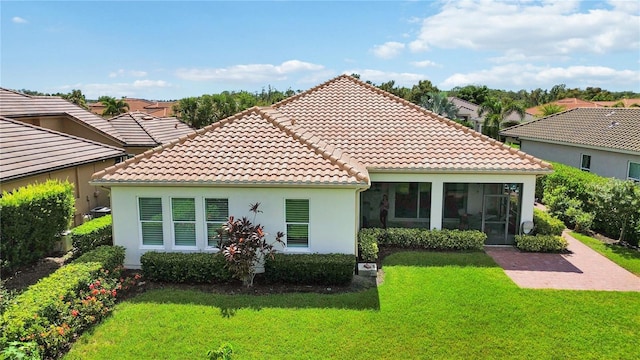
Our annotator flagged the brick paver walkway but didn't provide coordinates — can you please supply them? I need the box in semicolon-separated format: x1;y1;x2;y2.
485;231;640;291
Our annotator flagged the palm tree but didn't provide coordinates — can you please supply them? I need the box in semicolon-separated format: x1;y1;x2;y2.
539;103;566;117
478;98;526;139
100;96;129;117
420;92;459;120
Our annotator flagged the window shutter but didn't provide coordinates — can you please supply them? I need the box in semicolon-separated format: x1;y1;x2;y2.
286;199;309;222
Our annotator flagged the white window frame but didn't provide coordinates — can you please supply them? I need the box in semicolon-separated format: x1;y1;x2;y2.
171;197;197;250
284;199;310;252
204;198;229;250
138;197;164;250
389;183;431;222
628;161;640;182
580;153;591;172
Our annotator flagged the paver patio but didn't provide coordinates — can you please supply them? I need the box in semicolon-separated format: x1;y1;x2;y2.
485;231;640;291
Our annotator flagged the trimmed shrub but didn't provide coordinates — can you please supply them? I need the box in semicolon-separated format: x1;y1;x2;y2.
374;228;485;250
73;245;125;275
533;209;565;236
515;234;568;252
0;180;74;272
265;253;355;285
140;252;232;283
358;229;381;262
71;215;113;257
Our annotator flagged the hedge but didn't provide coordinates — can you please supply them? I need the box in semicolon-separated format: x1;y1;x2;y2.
140;252;232;283
0;180;74;272
533;209;565;236
264;254;355;285
71;215;113;257
358;229;381;262
515;235;568;252
73;245;125;275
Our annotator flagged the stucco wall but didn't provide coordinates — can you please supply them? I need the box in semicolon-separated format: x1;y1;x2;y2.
520;140;640;180
14;115;122;148
109;186;359;268
1;160;118;225
370;173;537;232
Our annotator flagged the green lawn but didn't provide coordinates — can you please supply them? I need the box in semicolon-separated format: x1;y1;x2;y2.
65;252;640;360
570;231;640;276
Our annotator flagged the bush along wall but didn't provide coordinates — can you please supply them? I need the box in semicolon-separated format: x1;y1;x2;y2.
533;209;565;236
0;246;125;359
71;215;113;257
140;252;232;284
0;180;75;273
515;235;568;253
539;162;640;246
265;253;356;285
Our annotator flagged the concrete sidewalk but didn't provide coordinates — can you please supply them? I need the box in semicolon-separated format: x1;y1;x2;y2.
485;232;640;291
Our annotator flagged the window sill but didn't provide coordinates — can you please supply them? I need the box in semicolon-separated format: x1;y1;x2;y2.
284;247;311;254
140;245;165;250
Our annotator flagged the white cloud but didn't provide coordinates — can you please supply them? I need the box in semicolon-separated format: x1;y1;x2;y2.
408;0;639;58
441;64;640;90
59;80;171;99
108;69;148;78
175;60;325;82
343;69;427;86
12;16;28;24
371;41;405;59
410;60;439;68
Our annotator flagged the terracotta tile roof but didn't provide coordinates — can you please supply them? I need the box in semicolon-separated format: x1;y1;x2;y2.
501;108;640;154
273;75;549;172
92;107;369;186
527;98;603;117
0;88;124;143
593;99;640;108
88;98;176;117
0;117;126;182
107;112;195;147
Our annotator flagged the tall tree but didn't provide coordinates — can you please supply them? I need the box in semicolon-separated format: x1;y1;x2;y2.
478;98;526;139
420;92;459;120
62;89;88;109
100;96;129;117
451;85;490;105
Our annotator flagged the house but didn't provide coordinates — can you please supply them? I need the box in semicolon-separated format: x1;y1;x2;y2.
0;117;126;225
500;108;640;181
91;75;551;268
0;89;194;155
449;96;535;132
527;98;603;117
88;98;176;117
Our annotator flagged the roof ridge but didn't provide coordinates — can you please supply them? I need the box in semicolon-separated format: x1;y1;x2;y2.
258;107;369;183
0;116;125;152
272;74;352;108
91;107;261;180
129;112;164;145
0;87;33;98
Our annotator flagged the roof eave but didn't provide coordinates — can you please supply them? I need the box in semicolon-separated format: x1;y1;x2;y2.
506;136;640;156
368;167;552;175
89;180;370;189
1;153;126;183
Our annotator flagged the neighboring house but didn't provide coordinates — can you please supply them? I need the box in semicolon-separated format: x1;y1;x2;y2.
0;89;194;155
527;98;603;117
91;75;551;268
501;108;640;181
449;97;535;132
0;117;126;225
88;98;176;117
593;99;640;108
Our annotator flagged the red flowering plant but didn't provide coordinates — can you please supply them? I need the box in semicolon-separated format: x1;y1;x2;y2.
218;203;284;287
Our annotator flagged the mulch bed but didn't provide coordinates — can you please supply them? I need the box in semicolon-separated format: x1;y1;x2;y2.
1;252;69;291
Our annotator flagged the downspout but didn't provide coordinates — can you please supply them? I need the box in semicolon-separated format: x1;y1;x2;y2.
354;183;370;261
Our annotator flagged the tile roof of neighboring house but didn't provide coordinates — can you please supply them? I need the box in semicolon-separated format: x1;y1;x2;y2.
0;88;125;143
107;112;195;147
593;99;640;108
448;96;535;122
93;75;550;186
0;117;126;182
92;107;369;186
527;98;603;117
89;98;176;117
500;108;640;154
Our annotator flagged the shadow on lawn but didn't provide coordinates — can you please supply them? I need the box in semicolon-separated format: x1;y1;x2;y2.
127;281;381;316
606;243;640;260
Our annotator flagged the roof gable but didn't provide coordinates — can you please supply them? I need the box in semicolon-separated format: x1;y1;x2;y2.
92;107;369;186
107;112;195;147
0;117;125;182
501;108;640;154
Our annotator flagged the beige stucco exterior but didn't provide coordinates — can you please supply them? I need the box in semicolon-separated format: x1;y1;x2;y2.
1;159;119;225
14;115;122;148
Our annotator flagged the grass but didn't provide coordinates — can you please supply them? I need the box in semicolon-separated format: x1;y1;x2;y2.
65;252;640;360
570;231;640;276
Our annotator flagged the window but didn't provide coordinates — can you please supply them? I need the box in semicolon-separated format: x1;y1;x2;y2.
629;162;640;182
285;199;309;248
581;154;591;172
205;198;228;248
139;198;163;246
171;198;196;247
393;183;431;219
443;183;468;218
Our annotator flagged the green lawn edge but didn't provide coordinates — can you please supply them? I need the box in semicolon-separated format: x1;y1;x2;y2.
570;231;640;276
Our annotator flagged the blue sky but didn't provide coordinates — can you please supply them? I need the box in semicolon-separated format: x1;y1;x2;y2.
2;0;639;100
